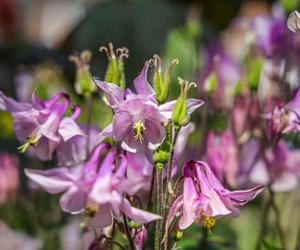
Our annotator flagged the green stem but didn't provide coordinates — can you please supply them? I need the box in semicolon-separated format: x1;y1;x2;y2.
154;170;164;250
85;94;93;159
255;198;272;250
123;213;135;250
268;187;287;250
162;127;180;250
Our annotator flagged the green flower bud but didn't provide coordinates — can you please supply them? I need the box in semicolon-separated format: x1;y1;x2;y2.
172;77;197;126
128;221;142;229
153;150;170;164
171;229;183;241
149;55;178;104
155;162;164;172
245;56;264;91
204;72;217;95
99;43;128;89
69;50;95;97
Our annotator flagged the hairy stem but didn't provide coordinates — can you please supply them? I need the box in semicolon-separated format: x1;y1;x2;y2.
163;127;180;250
154;170;164;250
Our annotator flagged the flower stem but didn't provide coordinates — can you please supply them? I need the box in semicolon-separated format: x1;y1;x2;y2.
85;94;93;159
162;126;180;250
123;213;135;250
154;170;164;250
268;187;287;250
255;198;271;250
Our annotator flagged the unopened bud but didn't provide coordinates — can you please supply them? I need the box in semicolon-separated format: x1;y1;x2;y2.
69;50;95;96
149;55;178;104
99;43;128;89
172;77;197;126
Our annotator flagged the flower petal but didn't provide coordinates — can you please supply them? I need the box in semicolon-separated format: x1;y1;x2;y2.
121;199;161;224
58;117;85;142
25;168;73;194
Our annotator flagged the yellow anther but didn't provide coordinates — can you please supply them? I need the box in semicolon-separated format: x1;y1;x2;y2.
17;135;41;153
132;120;146;143
201;212;216;236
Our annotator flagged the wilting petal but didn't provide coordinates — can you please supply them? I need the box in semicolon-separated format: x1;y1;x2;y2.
0;91;32;112
25;168;73;194
121;199;161;224
133;63;155;100
59;186;87;213
58;117;85;142
95;79;124;106
166;195;183;232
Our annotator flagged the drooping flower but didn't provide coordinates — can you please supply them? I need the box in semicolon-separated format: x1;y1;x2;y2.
0;153;19;203
95;62;203;153
166;161;263;232
206;131;238;186
250;140;300;192
263;88;300;136
0;91;84;160
25;144;161;227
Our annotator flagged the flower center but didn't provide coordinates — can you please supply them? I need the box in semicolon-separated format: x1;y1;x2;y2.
17;135;41;153
200;212;216;236
132;120;145;143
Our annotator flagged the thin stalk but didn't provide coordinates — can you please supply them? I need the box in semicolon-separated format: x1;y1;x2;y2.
163;127;180;250
255;198;272;250
154;170;164;250
123;213;135;250
85;94;93;159
147;167;156;211
268;187;287;250
101;235;127;250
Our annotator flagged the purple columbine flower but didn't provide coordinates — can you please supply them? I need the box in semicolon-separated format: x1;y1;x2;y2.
250;140;300;192
206;131;239;187
25;144;161;227
263;88;300;135
166;161;263;232
95;62;203;153
0;91;84;160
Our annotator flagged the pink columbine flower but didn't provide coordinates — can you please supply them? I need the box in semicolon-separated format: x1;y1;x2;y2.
206;131;238;187
263;88;300;136
166;161;263;232
0;153;19;203
95;63;203;154
25;144;160;227
0;91;84;160
250;140;300;192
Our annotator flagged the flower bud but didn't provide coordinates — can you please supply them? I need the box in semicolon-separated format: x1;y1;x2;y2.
99;43;128;89
149;55;178;104
133;226;147;250
172;77;197;126
171;228;183;241
69;50;95;96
